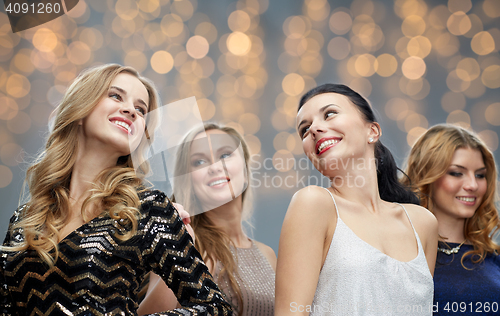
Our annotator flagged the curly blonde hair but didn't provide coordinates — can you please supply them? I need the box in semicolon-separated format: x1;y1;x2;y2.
404;124;500;265
4;64;160;266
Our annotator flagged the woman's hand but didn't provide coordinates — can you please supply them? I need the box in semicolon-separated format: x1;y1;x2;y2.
173;203;196;243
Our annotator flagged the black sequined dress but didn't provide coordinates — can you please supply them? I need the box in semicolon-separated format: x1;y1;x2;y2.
0;190;233;316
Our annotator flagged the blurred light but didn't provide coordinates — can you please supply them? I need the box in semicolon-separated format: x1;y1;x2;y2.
271;110;290;131
282;73;305;96
329;11;352;35
395;0;428;18
395;37;410;59
171;0;195;21
0;96;18;120
283;16;310;39
464;14;483;38
305;0;330;22
481;65;500;88
447;11;471;36
0;143;23;167
197;98;215;121
463;78;486;98
227;32;251;56
217;75;236;97
448;0;472;13
124;50;147;72
12;50;35;75
350;77;372;97
66;41;91;65
112;16;136;38
447;70;471;92
385;98;409;120
273;149;294;172
161;14;185;37
6;74;30;98
245;134;261;155
300;52;322;75
228;10;251;32
407;126;427;147
235;75;257;98
402;56;426;80
447;110;471;128
478;130;499;152
195;22;218;44
151;51;174;74
471;31;495;55
0;165;12;188
483;0;500;18
327;37;350;60
354;53;376;77
186;35;209;59
441;91;466;113
239;113;261;134
456;57;480;81
7;111;31;134
32;28;58;52
79;28;104;51
284;37;307;57
485;102;500;126
278;52;300;73
138;0;160;14
407;36;432;58
429;5;450;30
375;54;398;77
402;15;426;37
434;33;459;56
273;131;291;151
115;0;139;20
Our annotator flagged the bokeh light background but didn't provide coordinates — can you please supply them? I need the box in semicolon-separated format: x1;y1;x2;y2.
0;0;499;251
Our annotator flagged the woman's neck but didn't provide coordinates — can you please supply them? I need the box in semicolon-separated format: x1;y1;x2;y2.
204;198;251;248
434;213;466;243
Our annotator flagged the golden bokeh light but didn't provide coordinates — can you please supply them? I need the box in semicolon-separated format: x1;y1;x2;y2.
171;0;195;21
483;0;500;18
329;11;352;35
350;77;372;97
478;130;499;152
464;14;483;38
402;56;426;80
284;37;308;57
354;54;376;77
239;113;261;134
0;165;12;188
456;57;481;81
283;16;310;39
186;35;209;59
32;28;58;52
161;14;185;37
196;98;216;121
227;32;252;56
6;74;30;98
385;98;409;121
402;15;426;38
463;78;486;99
441;91;466;113
12;50;35;75
407;36;432;58
485;102;500;126
151;51;174;74
273;132;291;152
434;33;459;56
245;134;261;155
471;31;495;55
481;65;500;89
273;149;295;172
66;42;91;65
0;143;23;167
228;10;252;32
0;96;18;120
138;0;160;14
395;0;428;18
327;37;351;60
79;28;104;51
217;75;237;97
195;22;218;44
446;70;471;92
447;11;471;36
124;50;147;72
429;5;450;30
115;0;139;20
282;73;305;96
271;110;290;131
407;126;427;147
404;113;428;132
447;110;471;128
375;54;398;77
7;111;31;134
234;75;258;98
448;0;472;13
305;0;330;21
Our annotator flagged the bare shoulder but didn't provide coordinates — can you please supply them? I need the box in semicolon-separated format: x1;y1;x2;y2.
400;203;438;235
289;185;336;214
254;240;277;271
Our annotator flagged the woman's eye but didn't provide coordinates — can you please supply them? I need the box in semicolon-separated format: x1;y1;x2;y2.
476;173;486;179
325;110;337;119
135;106;146;116
110;93;122;101
448;172;462;177
192;159;206;167
220;152;232;159
300;126;310;138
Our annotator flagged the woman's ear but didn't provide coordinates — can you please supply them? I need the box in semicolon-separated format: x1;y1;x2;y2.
368;122;381;143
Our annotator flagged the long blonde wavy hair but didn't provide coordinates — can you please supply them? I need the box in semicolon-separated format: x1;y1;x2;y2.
4;64;160;266
173;122;253;315
403;124;500;264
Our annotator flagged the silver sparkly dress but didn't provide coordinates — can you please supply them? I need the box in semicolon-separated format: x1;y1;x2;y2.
213;240;275;316
310;188;434;316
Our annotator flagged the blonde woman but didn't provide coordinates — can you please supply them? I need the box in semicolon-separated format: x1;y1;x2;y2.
0;64;232;315
140;123;276;316
404;124;500;315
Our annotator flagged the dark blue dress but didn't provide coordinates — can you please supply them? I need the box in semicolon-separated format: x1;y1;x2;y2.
433;242;500;315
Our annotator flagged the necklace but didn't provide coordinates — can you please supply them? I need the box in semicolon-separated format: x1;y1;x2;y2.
437;240;466;255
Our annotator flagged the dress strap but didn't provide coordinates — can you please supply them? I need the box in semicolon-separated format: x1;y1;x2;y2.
321;187;339;219
396;203;418;236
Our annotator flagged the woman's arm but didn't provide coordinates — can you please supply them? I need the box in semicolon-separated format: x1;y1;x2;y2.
275;186;334;316
139;191;232;315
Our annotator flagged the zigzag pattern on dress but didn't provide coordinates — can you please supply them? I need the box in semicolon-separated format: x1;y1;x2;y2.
0;190;233;316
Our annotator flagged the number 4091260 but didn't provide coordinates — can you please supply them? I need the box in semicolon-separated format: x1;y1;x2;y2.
5;2;61;14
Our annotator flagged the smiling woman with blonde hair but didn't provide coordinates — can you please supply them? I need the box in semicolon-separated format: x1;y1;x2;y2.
0;64;232;315
403;124;500;315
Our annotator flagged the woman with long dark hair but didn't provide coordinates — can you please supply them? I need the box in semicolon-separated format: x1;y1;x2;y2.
275;84;437;315
404;124;500;315
0;64;232;315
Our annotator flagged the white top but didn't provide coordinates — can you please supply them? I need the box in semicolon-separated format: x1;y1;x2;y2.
310;188;433;316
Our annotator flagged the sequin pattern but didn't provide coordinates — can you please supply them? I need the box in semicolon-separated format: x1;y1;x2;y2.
0;190;233;316
213;241;275;316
